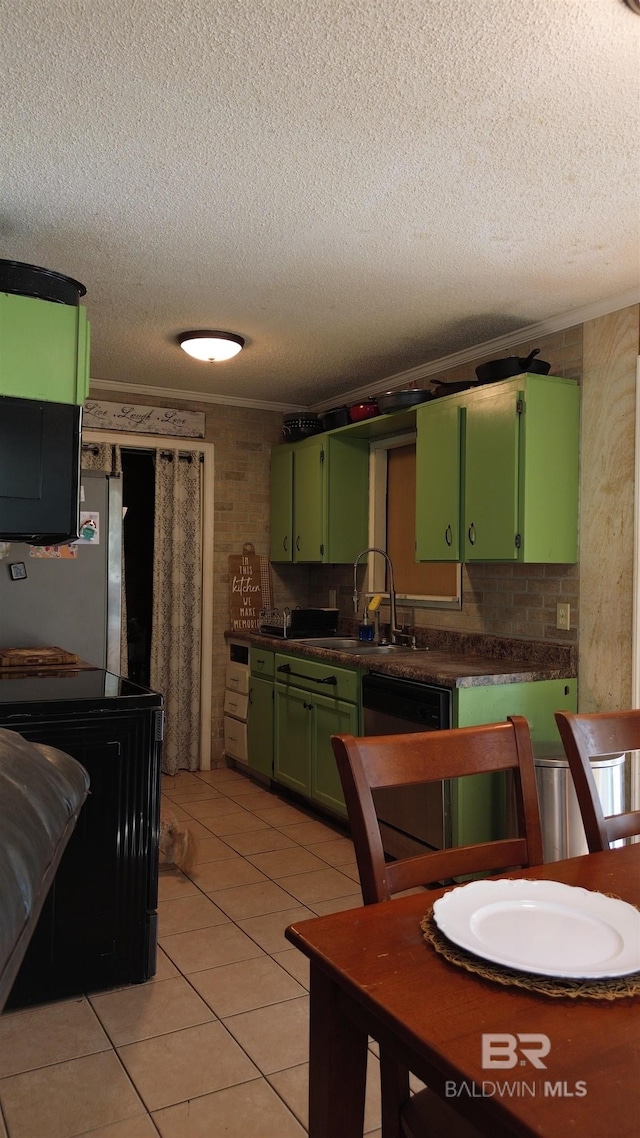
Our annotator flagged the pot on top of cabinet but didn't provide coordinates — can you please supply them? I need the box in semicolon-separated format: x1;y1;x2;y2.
475;348;551;383
281;411;323;441
376;389;435;413
348;398;379;422
319;406;350;430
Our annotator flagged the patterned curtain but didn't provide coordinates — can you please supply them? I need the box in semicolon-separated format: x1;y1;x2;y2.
150;450;202;774
80;442;123;474
80;442;127;674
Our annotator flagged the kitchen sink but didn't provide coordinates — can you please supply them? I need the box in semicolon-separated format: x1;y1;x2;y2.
297;638;362;649
298;637;416;655
340;643;416;655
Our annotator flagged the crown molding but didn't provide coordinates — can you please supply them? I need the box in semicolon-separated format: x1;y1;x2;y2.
90;287;639;414
88;378;306;413
310;287;640;412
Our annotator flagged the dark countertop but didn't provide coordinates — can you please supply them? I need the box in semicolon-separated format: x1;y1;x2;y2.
226;630;576;688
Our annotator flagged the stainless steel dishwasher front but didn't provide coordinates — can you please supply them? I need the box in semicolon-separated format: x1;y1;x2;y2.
361;673;452;858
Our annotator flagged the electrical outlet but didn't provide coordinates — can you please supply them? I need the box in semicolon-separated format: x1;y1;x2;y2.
556;602;571;630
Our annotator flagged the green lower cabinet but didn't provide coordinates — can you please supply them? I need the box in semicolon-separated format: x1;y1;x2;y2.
273;658;361;818
451;678;578;846
274;683;312;796
310;693;358;818
247;674;274;777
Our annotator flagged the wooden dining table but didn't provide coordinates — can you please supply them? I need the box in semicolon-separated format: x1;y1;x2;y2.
285;844;640;1138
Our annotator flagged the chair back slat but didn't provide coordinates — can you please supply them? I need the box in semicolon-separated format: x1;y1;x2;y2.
384;838;530;896
331;715;544;905
555;709;640;852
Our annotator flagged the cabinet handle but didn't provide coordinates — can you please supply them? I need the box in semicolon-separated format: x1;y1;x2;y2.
295;536;301;551
276;663;337;686
248;690;253;704
445;524;452;547
283;536;288;551
468;522;476;546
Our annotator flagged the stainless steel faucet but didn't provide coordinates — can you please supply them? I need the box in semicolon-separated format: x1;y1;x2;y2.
352;547;416;648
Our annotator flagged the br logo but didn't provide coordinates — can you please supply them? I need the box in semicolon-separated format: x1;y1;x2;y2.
482;1034;551;1070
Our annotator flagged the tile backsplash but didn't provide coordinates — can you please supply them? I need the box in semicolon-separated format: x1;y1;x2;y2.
304;560;579;645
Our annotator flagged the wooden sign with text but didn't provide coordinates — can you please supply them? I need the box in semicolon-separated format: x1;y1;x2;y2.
228;543;272;631
83;400;205;438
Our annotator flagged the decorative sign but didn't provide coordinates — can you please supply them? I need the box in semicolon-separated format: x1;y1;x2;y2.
228;543;273;631
83;400;206;438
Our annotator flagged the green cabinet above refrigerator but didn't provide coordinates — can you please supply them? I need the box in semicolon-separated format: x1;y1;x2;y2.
0;292;90;405
0;261;90;405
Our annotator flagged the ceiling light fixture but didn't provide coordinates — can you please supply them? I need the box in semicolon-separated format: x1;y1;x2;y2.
177;330;244;362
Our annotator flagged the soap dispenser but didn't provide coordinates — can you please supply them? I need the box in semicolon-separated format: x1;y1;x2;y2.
358;609;375;641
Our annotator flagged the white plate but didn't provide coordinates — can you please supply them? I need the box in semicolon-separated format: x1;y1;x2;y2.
432;878;640;978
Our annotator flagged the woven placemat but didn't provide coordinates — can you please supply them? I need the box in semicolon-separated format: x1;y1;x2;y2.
420;908;640;1001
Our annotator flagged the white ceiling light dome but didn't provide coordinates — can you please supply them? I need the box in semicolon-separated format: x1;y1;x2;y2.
178;331;244;362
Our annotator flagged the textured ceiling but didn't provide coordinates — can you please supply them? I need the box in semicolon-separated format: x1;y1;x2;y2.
1;0;639;409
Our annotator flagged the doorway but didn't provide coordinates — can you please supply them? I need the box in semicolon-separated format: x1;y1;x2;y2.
121;450;155;685
83;428;215;768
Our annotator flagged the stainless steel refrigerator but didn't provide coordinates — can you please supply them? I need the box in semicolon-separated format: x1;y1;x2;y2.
0;471;122;670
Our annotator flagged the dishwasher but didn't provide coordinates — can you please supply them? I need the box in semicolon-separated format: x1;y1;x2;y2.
362;672;454;859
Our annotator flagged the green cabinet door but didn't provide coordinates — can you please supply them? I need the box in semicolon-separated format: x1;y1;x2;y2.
324;436;370;562
274;683;312;795
310;692;359;818
517;378;580;563
0;293;90;404
248;675;274;777
415;399;461;561
270;447;294;562
453;677;578;846
463;384;520;561
293;441;324;562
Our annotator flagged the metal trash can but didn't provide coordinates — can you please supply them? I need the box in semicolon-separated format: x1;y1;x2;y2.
533;742;625;862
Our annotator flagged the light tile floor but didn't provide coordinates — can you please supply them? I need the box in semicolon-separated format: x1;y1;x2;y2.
0;766;386;1138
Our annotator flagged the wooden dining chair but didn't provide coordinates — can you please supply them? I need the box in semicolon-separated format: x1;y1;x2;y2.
331;715;543;1138
555;708;640;852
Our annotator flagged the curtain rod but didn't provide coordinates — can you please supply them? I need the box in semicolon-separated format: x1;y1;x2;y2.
81;442;203;462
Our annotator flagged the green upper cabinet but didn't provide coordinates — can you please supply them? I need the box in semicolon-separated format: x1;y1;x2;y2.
463;382;520;561
0;292;90;404
270;446;294;561
270;433;369;563
416;374;580;563
415;397;461;560
294;441;325;561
